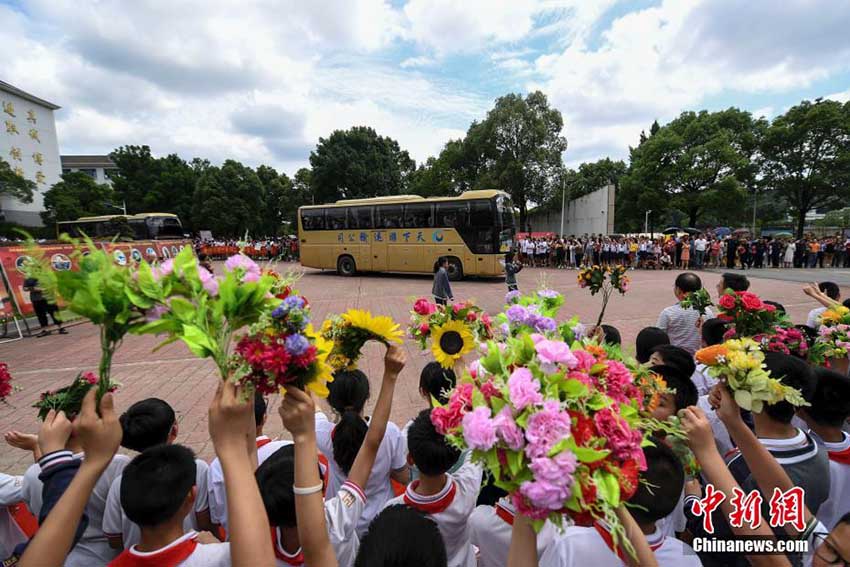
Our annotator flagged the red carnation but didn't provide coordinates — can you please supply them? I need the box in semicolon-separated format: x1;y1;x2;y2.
570;411;598;446
617;459;640;500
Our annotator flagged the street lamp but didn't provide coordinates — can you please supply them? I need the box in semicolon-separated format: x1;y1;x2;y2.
644;210;652;235
104;200;127;215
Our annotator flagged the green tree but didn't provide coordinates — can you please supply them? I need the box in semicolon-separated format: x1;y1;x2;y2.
618;108;757;230
475;91;567;229
256;165;293;235
760;98;850;238
284;168;314;228
816;207;850;229
0;157;36;204
41;171;115;226
308;126;415;203
191;160;266;237
569;158;627;199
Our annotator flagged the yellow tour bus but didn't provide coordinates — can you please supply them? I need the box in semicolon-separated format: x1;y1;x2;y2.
297;190;516;280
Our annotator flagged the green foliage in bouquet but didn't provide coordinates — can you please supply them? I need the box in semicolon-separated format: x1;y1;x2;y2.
679;288;713;316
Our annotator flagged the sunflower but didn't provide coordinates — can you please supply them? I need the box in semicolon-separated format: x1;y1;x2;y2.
430;320;474;368
301;325;335;398
341;309;404;344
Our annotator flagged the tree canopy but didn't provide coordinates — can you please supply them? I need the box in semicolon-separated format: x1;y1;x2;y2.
0;157;36;205
41;171;116;226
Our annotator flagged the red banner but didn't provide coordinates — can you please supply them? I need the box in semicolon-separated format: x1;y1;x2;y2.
0;240;191;316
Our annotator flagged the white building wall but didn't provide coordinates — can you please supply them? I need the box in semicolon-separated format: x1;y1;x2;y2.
527;184;616;236
0;91;60;225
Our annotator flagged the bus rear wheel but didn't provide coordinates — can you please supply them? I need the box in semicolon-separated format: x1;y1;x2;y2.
337;255;356;277
446;257;463;281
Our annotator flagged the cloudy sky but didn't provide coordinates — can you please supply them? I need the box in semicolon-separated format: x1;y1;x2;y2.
3;0;850;174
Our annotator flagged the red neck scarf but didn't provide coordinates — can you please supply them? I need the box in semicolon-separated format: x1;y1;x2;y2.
828;445;850;465
256;437;272;449
271;526;304;566
495;502;514;526
593;522;664;561
403;480;457;515
109;535;198;567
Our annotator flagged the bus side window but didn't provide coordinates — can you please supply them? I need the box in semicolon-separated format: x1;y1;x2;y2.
403;204;432;228
349;207;373;229
468;199;494;226
301;209;326;231
435;202;467;228
376;205;402;229
327;207;347;230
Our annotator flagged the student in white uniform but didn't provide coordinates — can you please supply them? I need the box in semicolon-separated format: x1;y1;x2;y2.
383;409;483;567
207;392;291;532
21;431;130;566
103;398;213;549
258;343;406;567
541;440;702;567
0;473;27;560
469;496;556;567
801;368;850;530
316;369;408;536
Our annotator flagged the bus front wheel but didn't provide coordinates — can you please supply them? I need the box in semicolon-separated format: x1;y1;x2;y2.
446;258;463;281
337;255;356;277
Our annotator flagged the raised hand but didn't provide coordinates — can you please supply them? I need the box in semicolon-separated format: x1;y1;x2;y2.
678;406;715;458
74;390;122;467
384;343;407;378
37;412;73;455
278;386;316;441
209;381;254;458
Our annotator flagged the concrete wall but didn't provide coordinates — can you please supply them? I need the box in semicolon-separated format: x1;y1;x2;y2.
0;90;60;226
527;184;616;236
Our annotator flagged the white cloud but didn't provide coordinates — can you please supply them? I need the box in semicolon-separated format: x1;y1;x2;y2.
826;89;850;104
752;106;774;119
400;56;437;69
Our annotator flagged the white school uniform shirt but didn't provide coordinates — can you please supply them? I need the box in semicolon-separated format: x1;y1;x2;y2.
383;452;483;567
22;453;130;567
271;480;367;567
807;307;827;329
810;430;850;530
540;524;703;567
0;473;27;560
103;458;210;549
691;363;719;396
469;497;557;567
697;395;735;458
109;530;230;566
315;411;407;537
208;436;292;530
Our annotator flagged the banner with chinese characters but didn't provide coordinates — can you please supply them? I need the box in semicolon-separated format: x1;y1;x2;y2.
0;240;191;316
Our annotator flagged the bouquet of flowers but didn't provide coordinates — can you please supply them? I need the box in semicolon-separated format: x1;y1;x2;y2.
231;294;334;397
23;236;140;399
715;290;785;338
433;332;653;556
321;309;404;371
33;371;118;420
129;249;283;381
754;326;809;359
505;288;565;319
695;338;808;413
0;363;13;402
577;265;629;328
815;306;850;360
409;298;493;368
680;288;713;316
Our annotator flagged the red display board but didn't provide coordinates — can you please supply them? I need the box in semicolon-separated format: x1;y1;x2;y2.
0;240;191;316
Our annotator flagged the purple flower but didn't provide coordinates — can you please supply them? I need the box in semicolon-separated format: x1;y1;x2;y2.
508;368;543;410
153;259;174;281
145;304;169;322
537;289;559;299
493;407;525;450
284;334;310;356
530;315;557;333
462;407;498;450
505;290;523;304
198;266;219;296
283;295;305;310
524;401;571;459
499;323;510;336
224;254;261;282
506;305;529;325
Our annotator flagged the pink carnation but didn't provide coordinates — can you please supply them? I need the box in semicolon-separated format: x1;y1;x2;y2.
519;478;571;512
413;298;437;316
462;407;498;450
81;371;98;385
524;401;571;459
224;254;261;282
593;407;645;468
479;378;501;401
198;266;219;296
602;360;634;403
493;407;525;450
535;339;578;374
508;368;543;410
431;403;465;435
466;311;478;322
529;452;577;484
571;350;597;372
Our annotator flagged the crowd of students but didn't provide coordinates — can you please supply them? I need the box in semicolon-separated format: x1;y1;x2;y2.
2;273;850;566
194;237;300;262
516;233;850;271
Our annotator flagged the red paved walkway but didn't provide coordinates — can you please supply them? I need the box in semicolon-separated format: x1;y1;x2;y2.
1;264;844;474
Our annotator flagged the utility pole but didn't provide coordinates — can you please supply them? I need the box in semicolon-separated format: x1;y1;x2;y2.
752;189;757;236
559;183;566;235
644;209;652;235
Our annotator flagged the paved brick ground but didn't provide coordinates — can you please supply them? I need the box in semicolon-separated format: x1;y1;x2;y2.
1;263;847;474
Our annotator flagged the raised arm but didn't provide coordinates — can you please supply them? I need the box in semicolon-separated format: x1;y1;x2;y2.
209;381;274;567
507;514;539;567
20;391;122;567
803;282;840;310
348;344;406;489
279;386;338;567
